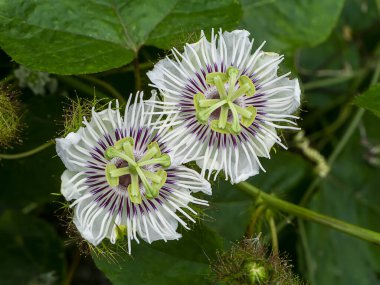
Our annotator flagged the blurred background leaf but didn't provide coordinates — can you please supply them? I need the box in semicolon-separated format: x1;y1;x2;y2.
0;211;65;285
299;113;380;285
354;84;380;117
240;0;346;53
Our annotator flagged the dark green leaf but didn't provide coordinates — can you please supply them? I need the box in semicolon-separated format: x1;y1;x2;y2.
93;224;223;285
0;0;241;74
300;113;380;285
240;0;346;53
353;84;380;117
0;211;65;285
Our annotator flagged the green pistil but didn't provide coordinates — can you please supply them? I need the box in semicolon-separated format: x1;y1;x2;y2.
194;67;257;134
104;137;171;204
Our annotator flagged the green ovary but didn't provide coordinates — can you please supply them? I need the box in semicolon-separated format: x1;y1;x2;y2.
104;138;170;204
194;67;257;135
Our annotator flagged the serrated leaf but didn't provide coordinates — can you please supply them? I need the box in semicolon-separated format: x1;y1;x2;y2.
353;84;380;117
0;0;241;74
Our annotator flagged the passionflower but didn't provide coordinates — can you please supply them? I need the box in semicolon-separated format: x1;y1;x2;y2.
56;92;211;253
147;29;300;183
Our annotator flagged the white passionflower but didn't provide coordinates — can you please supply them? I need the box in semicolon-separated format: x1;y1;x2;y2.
147;29;301;183
56;92;211;253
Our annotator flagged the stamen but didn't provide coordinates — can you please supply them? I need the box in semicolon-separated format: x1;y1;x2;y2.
105;163;119;187
234;104;254;119
228;101;242;134
110;167;131;178
241;106;257;128
238;75;256;96
128;173;141;204
142;169;163;184
137;154;171;168
218;106;229;129
229;83;250;101
199;99;221;107
205;72;228;85
135;167;156;198
139;141;161;162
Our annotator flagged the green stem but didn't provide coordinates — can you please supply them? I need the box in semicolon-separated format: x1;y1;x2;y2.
78;75;126;104
236;182;380;245
246;204;266;238
298;220;316;284
58;76;110;99
268;211;279;255
0;140;54;160
303;73;356;91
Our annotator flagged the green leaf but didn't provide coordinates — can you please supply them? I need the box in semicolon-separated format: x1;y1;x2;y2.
299;113;380;285
353;84;380;117
0;211;65;285
0;0;241;75
93;224;223;285
240;0;346;53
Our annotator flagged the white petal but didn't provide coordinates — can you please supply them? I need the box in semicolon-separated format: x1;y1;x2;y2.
73;195;115;246
137;207;181;243
168;166;212;195
262;78;301;115
221;29;252;68
56;132;83;171
61;170;86;201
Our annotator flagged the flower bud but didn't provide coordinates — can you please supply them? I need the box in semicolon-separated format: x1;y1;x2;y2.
210;238;305;285
0;83;23;149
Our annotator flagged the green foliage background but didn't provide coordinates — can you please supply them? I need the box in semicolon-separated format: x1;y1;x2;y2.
0;0;380;284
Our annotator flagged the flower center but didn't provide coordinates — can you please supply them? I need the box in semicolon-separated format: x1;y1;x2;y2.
194;67;257;135
104;137;171;204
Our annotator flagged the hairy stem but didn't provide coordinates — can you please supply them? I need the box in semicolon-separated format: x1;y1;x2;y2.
246;204;266;238
268;212;279;256
236;182;380;245
58;76;110;99
0;140;54;160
